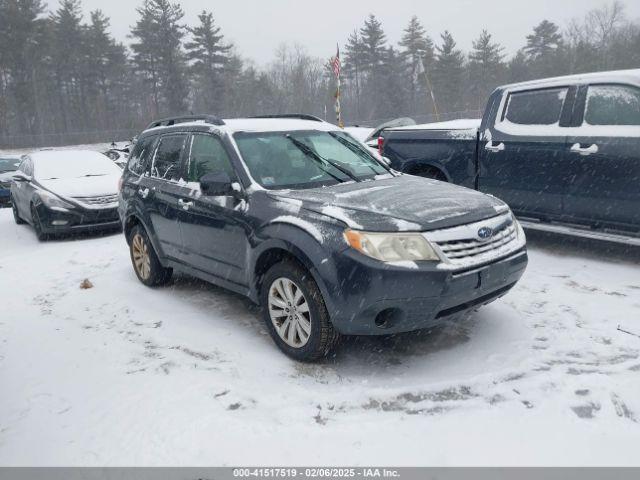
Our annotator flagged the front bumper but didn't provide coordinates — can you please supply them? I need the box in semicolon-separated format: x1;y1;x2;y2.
35;203;121;234
324;248;528;335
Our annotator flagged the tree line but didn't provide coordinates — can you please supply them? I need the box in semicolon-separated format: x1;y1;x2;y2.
1;0;639;147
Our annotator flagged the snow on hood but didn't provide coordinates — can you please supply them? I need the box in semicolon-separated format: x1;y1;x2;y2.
269;175;506;232
38;174;120;199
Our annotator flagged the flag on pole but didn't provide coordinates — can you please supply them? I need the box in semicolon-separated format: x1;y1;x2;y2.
416;58;440;121
331;44;344;128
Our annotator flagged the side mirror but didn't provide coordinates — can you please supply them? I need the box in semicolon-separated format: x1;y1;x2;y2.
200;171;233;196
12;173;31;183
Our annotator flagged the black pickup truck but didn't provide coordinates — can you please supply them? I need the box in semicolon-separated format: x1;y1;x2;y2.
381;69;640;245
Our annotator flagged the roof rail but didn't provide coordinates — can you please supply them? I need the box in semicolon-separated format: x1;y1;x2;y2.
146;114;225;129
250;114;324;122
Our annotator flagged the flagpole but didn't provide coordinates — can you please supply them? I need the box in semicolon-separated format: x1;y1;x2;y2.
422;60;440;122
332;43;344;128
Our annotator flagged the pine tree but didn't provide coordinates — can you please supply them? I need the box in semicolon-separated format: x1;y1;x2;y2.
432;31;465;114
359;14;387;119
524;20;567;78
0;0;48;136
524;20;562;59
185;10;230;113
359;14;387;74
467;30;505;109
342;30;365;119
398;15;435;115
49;0;86;132
130;0;189;116
83;10;130;129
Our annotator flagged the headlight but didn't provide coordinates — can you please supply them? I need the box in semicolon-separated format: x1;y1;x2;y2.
344;230;440;262
512;213;526;240
39;190;74;210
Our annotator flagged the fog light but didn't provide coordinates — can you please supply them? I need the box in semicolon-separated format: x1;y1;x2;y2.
52;220;68;226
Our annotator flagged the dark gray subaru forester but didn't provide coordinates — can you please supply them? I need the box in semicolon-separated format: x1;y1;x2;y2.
119;114;528;361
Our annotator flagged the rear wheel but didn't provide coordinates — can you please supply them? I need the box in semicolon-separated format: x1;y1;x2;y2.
260;260;339;361
11;197;25;224
129;225;172;286
30;205;49;241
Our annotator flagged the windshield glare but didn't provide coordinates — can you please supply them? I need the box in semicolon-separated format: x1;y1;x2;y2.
234;130;388;189
0;158;20;172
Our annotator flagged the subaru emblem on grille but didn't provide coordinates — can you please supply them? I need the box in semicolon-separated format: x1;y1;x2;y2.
477;226;493;240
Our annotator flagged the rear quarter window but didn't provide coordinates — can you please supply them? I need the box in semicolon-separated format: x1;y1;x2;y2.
127;135;157;175
504;88;568;125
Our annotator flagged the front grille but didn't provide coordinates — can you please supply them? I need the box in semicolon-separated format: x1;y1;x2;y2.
73;194;118;207
424;212;524;270
437;223;517;260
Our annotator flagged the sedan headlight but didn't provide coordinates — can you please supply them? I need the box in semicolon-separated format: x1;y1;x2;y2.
39;190;74;210
344;230;440;262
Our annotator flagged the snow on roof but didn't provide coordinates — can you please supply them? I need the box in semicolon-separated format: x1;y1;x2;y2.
391;118;481;131
500;68;640;91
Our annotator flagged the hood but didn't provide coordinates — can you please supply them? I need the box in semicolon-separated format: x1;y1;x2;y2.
37;174;120;199
269;175;507;232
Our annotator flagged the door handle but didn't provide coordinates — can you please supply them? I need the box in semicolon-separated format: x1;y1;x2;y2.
570;143;599;156
138;187;150;199
178;198;193;211
485;141;505;153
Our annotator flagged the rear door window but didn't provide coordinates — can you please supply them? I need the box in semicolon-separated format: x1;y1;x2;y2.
504;88;568;125
187;134;235;182
585;85;640;126
151;134;188;181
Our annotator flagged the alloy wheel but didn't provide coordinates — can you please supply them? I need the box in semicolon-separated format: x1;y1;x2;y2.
268;277;312;348
132;233;151;280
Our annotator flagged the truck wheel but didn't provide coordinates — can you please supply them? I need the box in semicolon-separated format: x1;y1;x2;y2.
411;167;447;182
129;225;173;286
261;260;340;361
12;197;25;224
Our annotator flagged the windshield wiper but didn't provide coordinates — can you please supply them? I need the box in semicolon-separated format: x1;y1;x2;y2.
82;174;107;177
328;132;392;175
285;134;361;183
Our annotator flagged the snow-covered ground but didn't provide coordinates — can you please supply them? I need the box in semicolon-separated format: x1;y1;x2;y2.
0;208;639;466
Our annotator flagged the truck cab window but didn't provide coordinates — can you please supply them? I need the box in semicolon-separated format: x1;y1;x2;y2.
504;88;568;125
585;85;640;126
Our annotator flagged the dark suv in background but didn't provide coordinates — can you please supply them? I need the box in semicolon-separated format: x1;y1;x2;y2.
119;114;528;361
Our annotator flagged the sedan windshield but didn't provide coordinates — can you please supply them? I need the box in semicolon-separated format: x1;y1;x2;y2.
234;130;389;189
33;152;122;180
0;158;20;173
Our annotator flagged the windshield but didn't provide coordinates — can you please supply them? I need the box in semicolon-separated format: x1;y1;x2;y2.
234;130;389;189
34;152;122;180
0;158;20;173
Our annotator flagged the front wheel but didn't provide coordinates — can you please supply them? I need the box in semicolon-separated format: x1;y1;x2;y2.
260;260;340;361
129;225;173;286
31;205;49;241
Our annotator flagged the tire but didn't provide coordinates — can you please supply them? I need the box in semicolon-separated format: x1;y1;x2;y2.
30;204;49;241
11;197;25;224
260;260;340;361
128;224;173;287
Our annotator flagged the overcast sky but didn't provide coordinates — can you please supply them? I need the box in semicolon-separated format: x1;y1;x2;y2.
45;0;640;64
